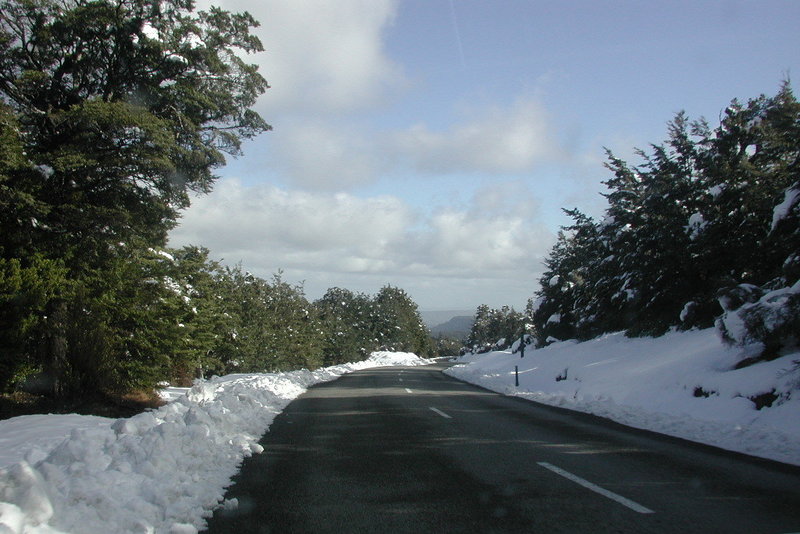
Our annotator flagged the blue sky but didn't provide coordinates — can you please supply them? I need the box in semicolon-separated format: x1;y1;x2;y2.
169;0;800;312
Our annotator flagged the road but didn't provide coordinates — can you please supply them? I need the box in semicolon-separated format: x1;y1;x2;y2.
203;362;800;533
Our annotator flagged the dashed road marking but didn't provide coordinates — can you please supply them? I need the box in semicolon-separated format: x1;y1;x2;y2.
537;462;654;514
429;407;452;419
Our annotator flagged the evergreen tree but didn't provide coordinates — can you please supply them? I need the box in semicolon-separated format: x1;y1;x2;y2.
0;0;269;397
0;0;269;264
314;287;376;365
163;246;240;381
466;304;493;350
531;82;800;355
372;285;432;356
0;255;64;391
215;268;323;373
528;219;591;346
598;115;705;336
467;304;527;350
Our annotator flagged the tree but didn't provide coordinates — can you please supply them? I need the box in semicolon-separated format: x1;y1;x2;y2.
161;246;239;381
315;285;433;363
0;0;270;263
716;179;800;357
258;273;323;372
531;82;800;356
314;287;376;365
0;0;270;398
371;285;431;356
467;304;526;350
597;116;705;336
0;255;64;391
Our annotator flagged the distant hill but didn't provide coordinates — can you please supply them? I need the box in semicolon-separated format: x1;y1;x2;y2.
419;310;473;328
429;315;473;340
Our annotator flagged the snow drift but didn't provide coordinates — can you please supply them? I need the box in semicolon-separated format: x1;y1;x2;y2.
0;352;428;534
447;328;800;466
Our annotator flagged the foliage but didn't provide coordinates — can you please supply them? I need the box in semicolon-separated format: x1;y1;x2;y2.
0;0;270;264
467;304;528;351
0;0;435;404
0;255;65;391
432;336;464;357
372;285;433;356
314;287;376;366
0;0;269;398
531;83;800;357
314;285;433;365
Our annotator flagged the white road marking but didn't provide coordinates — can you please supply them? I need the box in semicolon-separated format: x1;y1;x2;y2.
405;388;413;394
429;407;452;419
537;462;654;514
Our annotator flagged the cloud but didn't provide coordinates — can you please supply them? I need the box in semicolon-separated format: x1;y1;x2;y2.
271;121;381;190
392;98;563;174
168;179;554;308
205;0;404;114
171;179;412;269
268;97;565;190
172;1;563;307
199;1;566;191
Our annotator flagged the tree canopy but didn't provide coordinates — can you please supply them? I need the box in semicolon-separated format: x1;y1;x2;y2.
0;0;270;263
0;0;270;399
530;83;800;360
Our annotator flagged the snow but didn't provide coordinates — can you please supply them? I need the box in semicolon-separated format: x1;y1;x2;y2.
718;280;800;345
447;328;800;466
771;185;799;231
34;166;54;179
679;301;696;322
0;415;112;469
4;333;800;533
0;352;429;534
686;211;707;240
599;215;615;228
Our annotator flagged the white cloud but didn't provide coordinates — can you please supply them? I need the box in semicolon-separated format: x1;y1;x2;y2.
173;1;565;307
392;98;563;174
199;1;566;191
205;0;404;114
268;97;565;190
168;179;554;309
171;179;412;266
272;121;381;190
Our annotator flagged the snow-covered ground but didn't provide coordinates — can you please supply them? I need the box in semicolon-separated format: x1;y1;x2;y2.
446;328;800;466
0;352;429;534
3;333;799;534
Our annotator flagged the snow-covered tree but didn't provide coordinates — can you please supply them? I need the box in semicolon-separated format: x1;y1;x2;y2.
531;82;800;357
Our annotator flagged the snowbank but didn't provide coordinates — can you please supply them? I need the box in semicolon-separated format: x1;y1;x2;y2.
0;351;428;534
446;329;800;465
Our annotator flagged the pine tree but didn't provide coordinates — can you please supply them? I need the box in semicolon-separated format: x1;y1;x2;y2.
373;285;432;356
467;304;527;350
531;82;800;353
0;0;270;397
314;287;376;365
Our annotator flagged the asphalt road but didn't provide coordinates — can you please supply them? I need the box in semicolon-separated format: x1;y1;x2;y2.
203;362;800;533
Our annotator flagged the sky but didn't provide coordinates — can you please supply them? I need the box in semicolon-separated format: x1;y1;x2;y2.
167;0;800;312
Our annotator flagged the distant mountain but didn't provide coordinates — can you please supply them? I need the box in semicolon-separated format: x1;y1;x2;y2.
429;315;473;340
419;310;473;328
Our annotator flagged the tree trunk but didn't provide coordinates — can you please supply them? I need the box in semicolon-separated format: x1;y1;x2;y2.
44;298;68;399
